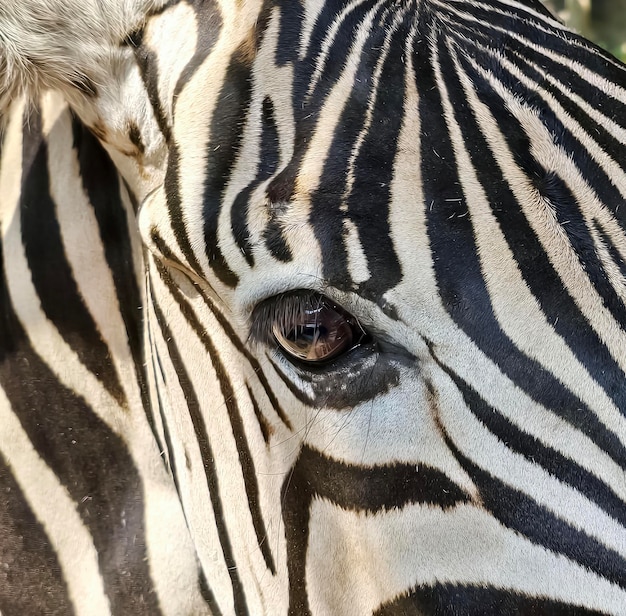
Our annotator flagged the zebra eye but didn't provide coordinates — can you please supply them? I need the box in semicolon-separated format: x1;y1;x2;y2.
248;292;368;364
272;296;365;363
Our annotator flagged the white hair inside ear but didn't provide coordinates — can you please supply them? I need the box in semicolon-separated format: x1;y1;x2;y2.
0;0;167;109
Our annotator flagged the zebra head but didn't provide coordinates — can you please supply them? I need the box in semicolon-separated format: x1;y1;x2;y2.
2;0;626;614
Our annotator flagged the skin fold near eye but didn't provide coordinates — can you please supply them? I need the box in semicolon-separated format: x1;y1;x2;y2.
250;292;368;364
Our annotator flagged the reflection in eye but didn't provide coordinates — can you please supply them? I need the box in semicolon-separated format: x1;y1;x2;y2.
251;292;368;365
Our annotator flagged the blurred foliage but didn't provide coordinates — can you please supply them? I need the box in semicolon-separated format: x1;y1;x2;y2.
543;0;626;62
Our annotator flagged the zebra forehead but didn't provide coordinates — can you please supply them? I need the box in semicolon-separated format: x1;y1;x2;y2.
137;0;624;301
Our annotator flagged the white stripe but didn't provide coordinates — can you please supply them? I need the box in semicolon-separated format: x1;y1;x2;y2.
141;278;215;616
435;372;626;558
299;1;387;206
343;218;370;284
172;0;263;286
306;0;383;97
141;2;198;128
217;8;282;277
342;4;409;210
0;388;111;616
458;51;626;377
43;92;144;414
435;0;626;103
299;0;327;59
435;41;626;493
1;94;208;615
307;500;626;615
444;0;573;30
0;98;27;222
146;264;235;616
495;50;626;295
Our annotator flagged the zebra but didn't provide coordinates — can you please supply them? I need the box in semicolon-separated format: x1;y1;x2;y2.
1;0;626;614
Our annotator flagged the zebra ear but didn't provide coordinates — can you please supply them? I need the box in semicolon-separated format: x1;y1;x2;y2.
0;0;165;109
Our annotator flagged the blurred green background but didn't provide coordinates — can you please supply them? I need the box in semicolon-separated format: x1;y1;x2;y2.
543;0;626;62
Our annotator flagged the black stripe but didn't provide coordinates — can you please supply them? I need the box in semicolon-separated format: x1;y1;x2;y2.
428;341;626;529
347;11;410;299
133;43;171;142
417;31;626;467
263;0;383;214
149;228;292;430
198;569;224;616
247;383;272;444
537;170;626;332
438;6;626;237
0;236;162;616
295;0;382;109
151;284;250;616
164;144;208;276
128;122;145;154
154;262;276;575
434;1;558;36
506;46;626;234
72;117;156;447
435;1;626;128
211;307;293;430
146;309;173;474
267;355;315;406
282;445;470;616
263;217;293;262
274;0;304;67
593;220;626;285
0;452;75;616
444;0;626;95
451;440;626;589
294;444;470;512
88;166;160;464
172;0;223;109
20;106;126;408
146;312;224;616
448;43;626;414
308;7;397;291
469;37;626;284
374;584;608;616
233;96;280;266
202;41;255;287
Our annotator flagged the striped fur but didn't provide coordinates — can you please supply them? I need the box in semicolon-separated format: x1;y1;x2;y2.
1;0;626;614
0;92;211;614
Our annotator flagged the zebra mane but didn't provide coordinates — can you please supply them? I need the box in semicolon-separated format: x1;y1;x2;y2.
0;0;165;110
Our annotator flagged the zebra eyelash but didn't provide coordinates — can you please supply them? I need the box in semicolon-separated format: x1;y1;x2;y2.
248;290;329;348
